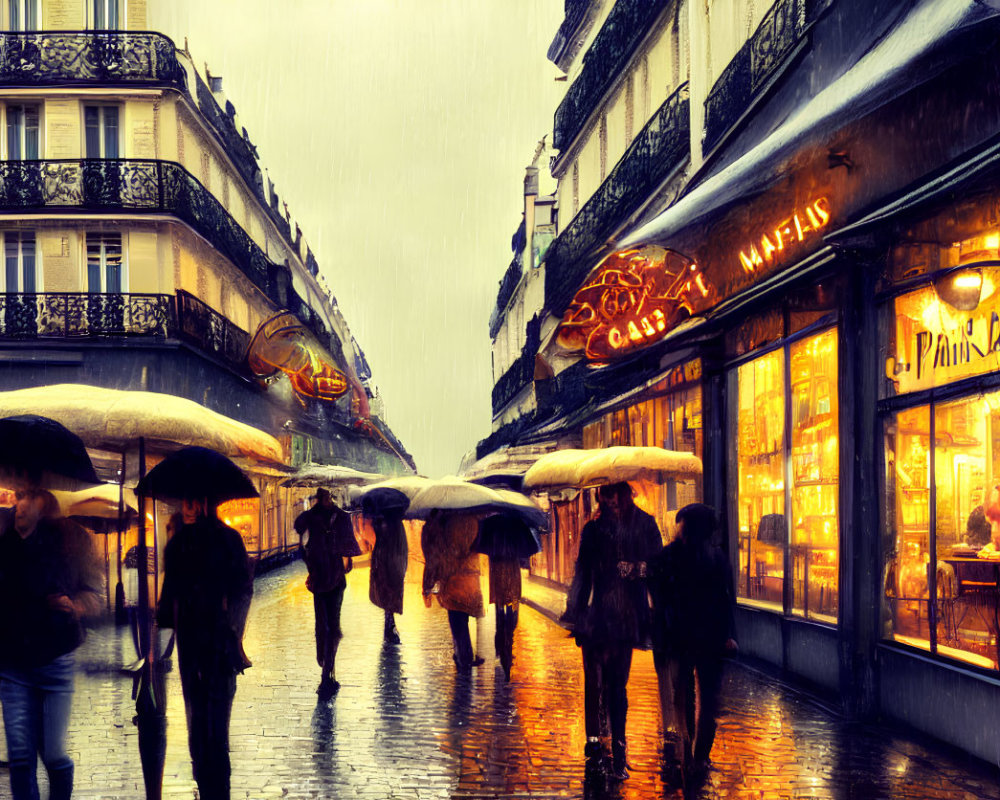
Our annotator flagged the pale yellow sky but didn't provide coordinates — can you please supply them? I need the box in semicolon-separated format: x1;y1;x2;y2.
147;0;563;477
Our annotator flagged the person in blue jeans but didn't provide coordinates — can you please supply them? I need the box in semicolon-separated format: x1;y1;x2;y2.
0;488;103;800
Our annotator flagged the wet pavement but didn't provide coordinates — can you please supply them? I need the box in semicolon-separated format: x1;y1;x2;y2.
3;558;999;799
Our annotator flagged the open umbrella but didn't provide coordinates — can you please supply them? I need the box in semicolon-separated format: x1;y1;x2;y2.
361;487;410;516
0;414;99;490
135;446;258;503
281;463;383;488
53;484;138;533
521;449;592;491
523;446;702;491
406;477;505;520
361;475;434;500
473;512;542;560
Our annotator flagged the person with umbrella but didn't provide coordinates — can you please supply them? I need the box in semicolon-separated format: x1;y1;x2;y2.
362;488;409;644
561;481;662;781
647;503;738;784
294;486;361;699
0;415;104;800
421;508;486;669
474;512;540;681
145;447;256;800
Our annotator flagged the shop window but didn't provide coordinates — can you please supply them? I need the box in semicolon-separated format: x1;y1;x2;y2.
732;328;840;621
884;394;1000;671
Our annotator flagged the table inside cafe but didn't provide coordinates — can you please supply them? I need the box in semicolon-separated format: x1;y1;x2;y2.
943;552;1000;666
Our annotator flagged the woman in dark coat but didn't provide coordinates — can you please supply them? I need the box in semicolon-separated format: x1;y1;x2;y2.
369;507;408;642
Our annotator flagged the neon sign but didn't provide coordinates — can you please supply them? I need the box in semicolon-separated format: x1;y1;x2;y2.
248;312;349;403
738;197;831;274
556;246;712;362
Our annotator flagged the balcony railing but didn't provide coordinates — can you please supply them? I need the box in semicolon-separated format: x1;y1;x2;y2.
0;291;250;372
553;0;672;153
492;315;541;416
703;0;821;153
544;83;690;318
0;31;185;89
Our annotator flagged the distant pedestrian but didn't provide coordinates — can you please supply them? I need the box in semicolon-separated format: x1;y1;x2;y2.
421;509;486;669
294;487;361;698
0;488;103;800
367;500;408;643
156;496;253;800
648;503;738;781
561;481;662;781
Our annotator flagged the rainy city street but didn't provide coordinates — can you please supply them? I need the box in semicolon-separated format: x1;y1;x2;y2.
0;559;994;800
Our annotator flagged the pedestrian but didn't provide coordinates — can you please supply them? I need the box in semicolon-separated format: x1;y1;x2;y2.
365;498;409;644
294;486;361;698
476;513;532;681
648;502;738;782
0;488;103;800
156;495;254;800
561;481;662;781
421;509;486;669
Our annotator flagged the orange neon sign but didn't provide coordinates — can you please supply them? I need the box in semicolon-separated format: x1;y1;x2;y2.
556;246;712;362
248;312;349;403
738;197;831;274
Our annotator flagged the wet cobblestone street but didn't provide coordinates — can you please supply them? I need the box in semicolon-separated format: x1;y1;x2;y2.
4;559;999;799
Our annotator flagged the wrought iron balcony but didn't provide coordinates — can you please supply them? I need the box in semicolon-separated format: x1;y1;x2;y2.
0;158;271;293
544;83;690;318
492;315;541;416
0;31;185;89
0;290;250;372
552;0;671;153
703;0;820;153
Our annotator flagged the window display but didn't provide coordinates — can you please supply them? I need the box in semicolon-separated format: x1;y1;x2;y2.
884;394;1000;671
732;328;840;621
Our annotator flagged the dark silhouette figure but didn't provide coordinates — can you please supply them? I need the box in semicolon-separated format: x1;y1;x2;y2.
648;502;738;784
369;507;408;643
0;489;102;800
156;497;253;800
294;487;361;699
562;481;662;781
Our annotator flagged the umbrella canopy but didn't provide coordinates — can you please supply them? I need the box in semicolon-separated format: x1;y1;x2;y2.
523;446;702;491
0;384;283;464
135;447;258;504
281;463;383;488
0;414;99;490
360;487;410;516
54;484;138;533
491;488;549;530
406;476;505;520
360;475;434;502
473;513;542;560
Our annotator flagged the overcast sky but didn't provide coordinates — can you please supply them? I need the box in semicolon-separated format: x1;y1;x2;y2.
147;1;563;477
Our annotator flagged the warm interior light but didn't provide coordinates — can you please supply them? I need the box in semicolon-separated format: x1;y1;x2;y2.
934;268;983;311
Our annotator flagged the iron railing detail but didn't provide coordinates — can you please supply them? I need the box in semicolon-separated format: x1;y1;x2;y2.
0;31;185;88
704;0;818;153
553;0;671;153
544;83;690;318
0;291;249;372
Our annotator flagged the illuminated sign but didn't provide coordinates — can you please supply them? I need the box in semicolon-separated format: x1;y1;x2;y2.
738;197;831;274
248;312;349;403
556;246;712;362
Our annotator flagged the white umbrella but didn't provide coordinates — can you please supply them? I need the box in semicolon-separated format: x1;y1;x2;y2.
406;477;506;520
523;446;702;491
521;449;592;491
281;463;383;488
359;475;435;502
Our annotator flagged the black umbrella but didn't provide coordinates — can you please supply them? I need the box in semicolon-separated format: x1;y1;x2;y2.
473;512;542;560
361;487;410;516
0;414;99;490
135;446;258;504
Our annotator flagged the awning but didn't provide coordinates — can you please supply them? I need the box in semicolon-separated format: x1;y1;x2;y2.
618;0;999;251
0;384;284;465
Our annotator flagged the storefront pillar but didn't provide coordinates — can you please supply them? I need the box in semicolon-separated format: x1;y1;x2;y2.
838;257;882;718
702;345;728;541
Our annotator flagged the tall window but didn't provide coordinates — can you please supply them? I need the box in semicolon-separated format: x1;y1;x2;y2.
8;0;39;30
7;105;39;160
92;0;119;29
84;106;119;159
732;327;840;622
86;233;122;293
4;232;35;292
